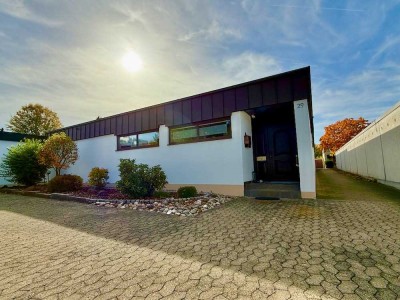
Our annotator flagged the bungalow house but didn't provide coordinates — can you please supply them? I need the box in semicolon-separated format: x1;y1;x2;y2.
61;67;316;198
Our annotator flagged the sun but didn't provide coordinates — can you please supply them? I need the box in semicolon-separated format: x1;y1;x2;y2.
122;51;143;72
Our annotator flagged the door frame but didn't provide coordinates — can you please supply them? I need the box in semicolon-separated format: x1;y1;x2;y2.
251;105;299;182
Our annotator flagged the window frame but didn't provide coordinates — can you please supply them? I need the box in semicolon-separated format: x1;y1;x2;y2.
169;118;231;145
117;129;159;151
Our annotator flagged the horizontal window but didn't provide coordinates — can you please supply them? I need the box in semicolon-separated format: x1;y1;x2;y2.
170;119;231;145
117;131;159;150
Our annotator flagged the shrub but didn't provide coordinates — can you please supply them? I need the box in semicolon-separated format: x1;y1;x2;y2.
0;139;47;186
325;160;334;168
47;174;83;193
116;159;167;198
153;190;174;198
177;186;197;198
88;167;109;189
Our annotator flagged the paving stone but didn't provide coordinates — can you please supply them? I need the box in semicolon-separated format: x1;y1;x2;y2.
338;280;359;294
341;294;363;300
375;289;397;300
269;290;291;300
321;281;342;298
370;277;388;289
1;170;400;300
306;275;324;286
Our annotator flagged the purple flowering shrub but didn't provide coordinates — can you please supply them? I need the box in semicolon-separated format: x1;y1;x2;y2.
70;186;129;200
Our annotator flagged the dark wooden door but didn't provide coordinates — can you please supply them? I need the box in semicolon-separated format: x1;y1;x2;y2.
253;124;299;181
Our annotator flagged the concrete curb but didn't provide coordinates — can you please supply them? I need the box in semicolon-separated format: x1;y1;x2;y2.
0;189;163;206
0;189;51;199
0;189;99;203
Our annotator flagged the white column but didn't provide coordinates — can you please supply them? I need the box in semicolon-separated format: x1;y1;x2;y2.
294;100;316;199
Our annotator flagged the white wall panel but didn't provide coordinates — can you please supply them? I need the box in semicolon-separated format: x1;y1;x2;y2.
380;127;400;183
355;145;368;177
294;100;316;198
336;101;400;189
364;137;386;180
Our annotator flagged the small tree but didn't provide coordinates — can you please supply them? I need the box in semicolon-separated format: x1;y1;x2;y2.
39;133;78;176
0;139;47;186
320;117;369;152
7;103;62;136
88;167;109;189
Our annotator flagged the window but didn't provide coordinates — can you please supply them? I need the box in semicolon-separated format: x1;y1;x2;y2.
117;131;159;150
119;135;137;149
170;119;231;145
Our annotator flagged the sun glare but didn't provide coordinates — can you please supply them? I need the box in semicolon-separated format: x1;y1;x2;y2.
122;51;143;72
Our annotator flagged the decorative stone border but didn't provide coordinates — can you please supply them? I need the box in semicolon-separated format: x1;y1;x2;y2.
0;188;235;216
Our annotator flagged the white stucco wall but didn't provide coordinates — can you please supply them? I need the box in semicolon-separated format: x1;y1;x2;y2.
0;140;19;186
336;101;400;190
239;112;254;182
294;100;316;199
65;111;253;195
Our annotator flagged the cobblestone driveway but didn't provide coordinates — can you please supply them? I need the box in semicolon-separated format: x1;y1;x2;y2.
1;170;400;299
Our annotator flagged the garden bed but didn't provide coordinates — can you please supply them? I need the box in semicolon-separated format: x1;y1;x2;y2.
66;187;234;216
1;186;234;217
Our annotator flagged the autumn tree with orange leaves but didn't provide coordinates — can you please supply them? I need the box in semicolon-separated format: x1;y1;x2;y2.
320;117;369;153
39;132;78;176
7;103;62;135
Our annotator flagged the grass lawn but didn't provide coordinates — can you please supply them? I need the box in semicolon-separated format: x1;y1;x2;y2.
317;168;400;203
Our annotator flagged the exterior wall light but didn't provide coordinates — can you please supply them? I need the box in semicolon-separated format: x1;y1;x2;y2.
244;132;252;148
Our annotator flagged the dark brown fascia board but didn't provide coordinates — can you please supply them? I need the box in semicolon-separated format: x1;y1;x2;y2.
58;66;311;132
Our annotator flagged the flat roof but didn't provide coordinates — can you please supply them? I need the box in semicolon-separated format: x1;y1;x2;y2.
59;66;313;141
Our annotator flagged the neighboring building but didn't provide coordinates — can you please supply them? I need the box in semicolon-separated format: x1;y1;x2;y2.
336;101;400;190
322;149;334;168
60;67;316;198
0;131;43;186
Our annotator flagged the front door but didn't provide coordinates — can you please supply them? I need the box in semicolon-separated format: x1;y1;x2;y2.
253;123;299;181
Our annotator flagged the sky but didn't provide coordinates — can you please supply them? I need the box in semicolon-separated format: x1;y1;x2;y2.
0;0;399;141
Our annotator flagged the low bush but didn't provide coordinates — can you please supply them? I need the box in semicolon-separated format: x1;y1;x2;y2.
177;186;197;198
325;160;334;168
48;174;83;193
24;184;48;193
88;167;109;189
153;190;174;198
116;159;167;198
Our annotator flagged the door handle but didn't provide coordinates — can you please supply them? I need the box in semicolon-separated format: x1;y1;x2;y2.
296;155;299;167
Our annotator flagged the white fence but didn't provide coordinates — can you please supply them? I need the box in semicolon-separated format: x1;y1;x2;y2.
336;101;400;190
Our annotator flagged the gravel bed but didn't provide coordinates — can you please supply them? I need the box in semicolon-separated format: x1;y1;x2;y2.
92;194;234;216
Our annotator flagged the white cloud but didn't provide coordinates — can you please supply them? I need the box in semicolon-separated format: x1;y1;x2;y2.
0;0;62;27
370;36;400;63
221;52;282;82
179;20;241;42
313;65;400;140
0;0;399;141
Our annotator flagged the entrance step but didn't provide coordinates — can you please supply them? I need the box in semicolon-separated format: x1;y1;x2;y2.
244;182;300;199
